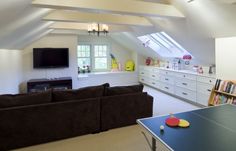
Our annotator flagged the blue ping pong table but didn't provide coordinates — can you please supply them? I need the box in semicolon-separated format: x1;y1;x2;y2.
137;104;236;151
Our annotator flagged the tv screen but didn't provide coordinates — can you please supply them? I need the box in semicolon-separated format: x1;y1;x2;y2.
33;48;69;68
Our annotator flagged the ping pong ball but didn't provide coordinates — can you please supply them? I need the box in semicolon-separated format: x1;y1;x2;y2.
160;125;164;130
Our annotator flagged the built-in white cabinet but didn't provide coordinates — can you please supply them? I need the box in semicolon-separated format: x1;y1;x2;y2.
196;76;216;106
139;66;216;106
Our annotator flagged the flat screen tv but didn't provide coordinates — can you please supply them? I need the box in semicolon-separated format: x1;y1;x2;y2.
33;48;69;68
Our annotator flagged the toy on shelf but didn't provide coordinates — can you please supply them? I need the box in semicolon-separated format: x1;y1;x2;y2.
145;57;153;66
110;53;119;72
125;60;135;71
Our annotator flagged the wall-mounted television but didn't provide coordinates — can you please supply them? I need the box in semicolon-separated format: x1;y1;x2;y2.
33;48;69;68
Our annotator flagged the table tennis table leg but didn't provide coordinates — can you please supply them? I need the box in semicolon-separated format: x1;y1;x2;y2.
152;137;156;151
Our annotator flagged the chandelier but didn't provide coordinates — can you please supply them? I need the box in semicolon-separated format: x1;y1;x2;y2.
88;23;109;36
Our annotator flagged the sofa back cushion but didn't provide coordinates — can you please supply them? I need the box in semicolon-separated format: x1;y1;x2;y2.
52;84;108;102
0;90;52;108
105;84;144;96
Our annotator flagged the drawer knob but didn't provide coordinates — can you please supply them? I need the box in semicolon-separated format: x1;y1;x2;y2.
165;87;169;89
165;78;169;81
207;89;211;92
182;83;187;86
183;75;186;77
209;80;212;82
182;92;188;95
152;75;155;77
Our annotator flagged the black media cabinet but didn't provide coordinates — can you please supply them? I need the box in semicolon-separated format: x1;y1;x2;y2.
27;77;72;93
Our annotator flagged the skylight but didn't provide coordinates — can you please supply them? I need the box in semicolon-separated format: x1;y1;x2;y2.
138;32;193;58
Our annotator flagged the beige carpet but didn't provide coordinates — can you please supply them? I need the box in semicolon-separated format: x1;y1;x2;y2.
14;125;151;151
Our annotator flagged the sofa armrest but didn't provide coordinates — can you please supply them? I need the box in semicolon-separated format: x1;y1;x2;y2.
0;98;100;150
101;92;153;131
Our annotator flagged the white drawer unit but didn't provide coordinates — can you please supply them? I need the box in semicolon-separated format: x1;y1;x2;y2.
197;93;210;106
175;87;197;102
139;70;150;78
138;66;216;105
196;81;214;106
160;75;175;85
160;83;175;94
160;70;176;76
197;82;213;95
139;76;151;85
175;78;196;91
197;76;216;85
149;72;160;81
175;73;197;80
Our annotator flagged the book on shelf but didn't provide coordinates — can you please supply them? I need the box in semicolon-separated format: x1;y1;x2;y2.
214;79;236;94
210;79;236;106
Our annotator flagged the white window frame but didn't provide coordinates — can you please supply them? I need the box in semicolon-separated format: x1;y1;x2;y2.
77;43;110;72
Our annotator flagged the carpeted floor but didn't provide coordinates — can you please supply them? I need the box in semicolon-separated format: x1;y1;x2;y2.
15;86;200;151
14;125;151;151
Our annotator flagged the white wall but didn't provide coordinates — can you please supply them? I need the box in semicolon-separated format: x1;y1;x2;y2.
22;34;78;92
78;72;139;88
216;37;236;80
21;34;139;92
0;49;23;94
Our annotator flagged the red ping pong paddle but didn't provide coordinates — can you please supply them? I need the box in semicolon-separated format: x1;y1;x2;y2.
165;117;180;127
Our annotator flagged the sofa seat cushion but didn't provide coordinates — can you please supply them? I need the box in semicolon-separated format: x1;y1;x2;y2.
0;90;52;108
52;85;106;102
105;84;144;96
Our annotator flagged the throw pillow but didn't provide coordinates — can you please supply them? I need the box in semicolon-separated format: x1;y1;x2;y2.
105;84;144;96
0;90;52;108
52;84;109;102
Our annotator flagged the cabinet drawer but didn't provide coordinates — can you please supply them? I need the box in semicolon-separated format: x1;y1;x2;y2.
139;70;150;77
160;75;175;85
197;82;213;95
175;87;196;102
160;83;175;94
149;80;161;89
160;70;176;76
153;68;160;73
149;73;160;81
197;93;210;106
139;76;151;85
175;73;196;80
176;78;196;91
197;76;216;85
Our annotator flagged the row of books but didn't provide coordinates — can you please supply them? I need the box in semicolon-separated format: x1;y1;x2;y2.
214;79;236;94
211;94;236;105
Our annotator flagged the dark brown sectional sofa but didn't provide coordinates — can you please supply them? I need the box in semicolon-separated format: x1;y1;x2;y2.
0;83;153;150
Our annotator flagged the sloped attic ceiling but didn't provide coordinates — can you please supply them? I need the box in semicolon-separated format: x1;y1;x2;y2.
0;0;53;49
0;0;236;66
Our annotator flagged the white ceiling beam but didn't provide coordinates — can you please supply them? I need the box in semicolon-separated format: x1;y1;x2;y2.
32;0;184;18
49;22;132;32
44;10;153;26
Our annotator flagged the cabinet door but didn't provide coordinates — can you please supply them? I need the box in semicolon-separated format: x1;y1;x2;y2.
197;82;213;95
197;93;210;106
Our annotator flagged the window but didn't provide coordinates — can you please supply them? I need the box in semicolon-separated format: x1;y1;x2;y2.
138;32;193;58
77;44;109;72
94;45;108;70
77;45;91;69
